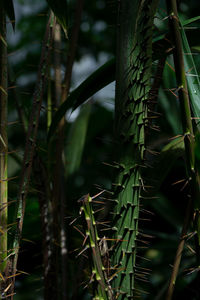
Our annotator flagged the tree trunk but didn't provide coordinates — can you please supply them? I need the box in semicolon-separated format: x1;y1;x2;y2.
111;1;158;298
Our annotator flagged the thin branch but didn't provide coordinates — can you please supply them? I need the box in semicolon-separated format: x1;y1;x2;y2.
33;153;56;300
61;0;85;102
165;198;192;300
0;3;8;298
9;13;54;297
165;1;200;299
51;1;85;299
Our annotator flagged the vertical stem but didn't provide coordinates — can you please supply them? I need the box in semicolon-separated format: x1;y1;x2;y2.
0;3;8;298
54;23;62;107
166;0;200;299
112;1;158;298
51;1;84;298
165;198;192;300
33;154;54;300
9;14;54;298
47;68;52;131
53;27;67;290
61;0;85;103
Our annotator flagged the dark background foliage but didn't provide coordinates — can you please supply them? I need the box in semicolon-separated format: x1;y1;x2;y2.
5;0;200;299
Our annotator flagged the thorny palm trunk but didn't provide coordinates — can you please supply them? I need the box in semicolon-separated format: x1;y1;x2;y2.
0;3;8;298
111;1;158;298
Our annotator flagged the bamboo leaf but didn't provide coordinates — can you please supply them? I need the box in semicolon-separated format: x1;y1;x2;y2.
180;21;200;129
46;0;68;37
159;61;182;135
47;58;115;141
182;16;200;27
3;0;15;30
66;103;91;176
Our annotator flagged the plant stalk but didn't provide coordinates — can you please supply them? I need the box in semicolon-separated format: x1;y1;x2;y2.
9;13;54;297
112;1;158;298
166;0;200;299
0;3;8;298
51;1;84;298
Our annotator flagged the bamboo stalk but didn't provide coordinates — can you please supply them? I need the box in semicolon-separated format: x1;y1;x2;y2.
61;0;85;103
54;23;62;107
0;3;8;299
165;198;192;300
9;13;54;298
33;154;54;300
165;1;200;299
51;1;84;299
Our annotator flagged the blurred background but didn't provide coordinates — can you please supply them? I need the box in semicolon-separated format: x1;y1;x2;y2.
6;0;200;299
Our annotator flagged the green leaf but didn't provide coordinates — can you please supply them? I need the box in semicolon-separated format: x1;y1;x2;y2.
159;61;182;135
180;21;200;129
182;16;200;27
65;103;91;176
4;0;15;30
47;58;115;141
46;0;68;37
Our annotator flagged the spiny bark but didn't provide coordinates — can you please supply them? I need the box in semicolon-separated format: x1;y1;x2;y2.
111;1;158;298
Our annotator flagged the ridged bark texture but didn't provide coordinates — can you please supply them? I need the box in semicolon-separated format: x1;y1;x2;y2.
0;2;8;298
111;1;158;299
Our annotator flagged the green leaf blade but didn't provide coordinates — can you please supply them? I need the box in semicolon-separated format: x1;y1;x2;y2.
47;58;115;142
65;103;91;177
180;21;200;129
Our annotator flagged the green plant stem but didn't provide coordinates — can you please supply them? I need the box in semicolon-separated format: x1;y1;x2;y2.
111;1;158;298
79;194;111;299
0;3;8;299
166;1;200;299
165;198;192;300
